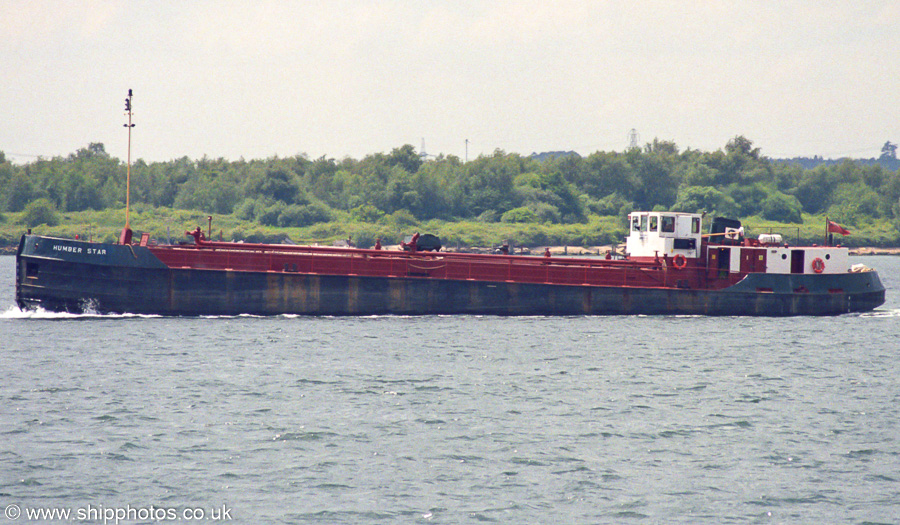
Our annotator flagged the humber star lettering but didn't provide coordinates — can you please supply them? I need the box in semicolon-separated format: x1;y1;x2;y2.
52;245;106;255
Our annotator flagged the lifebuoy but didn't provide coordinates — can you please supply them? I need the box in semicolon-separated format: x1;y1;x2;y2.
673;254;687;269
811;257;825;274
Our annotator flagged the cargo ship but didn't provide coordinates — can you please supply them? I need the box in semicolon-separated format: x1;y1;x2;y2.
11;90;886;316
14;211;885;316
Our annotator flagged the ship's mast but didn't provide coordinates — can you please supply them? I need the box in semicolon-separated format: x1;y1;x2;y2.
123;89;135;230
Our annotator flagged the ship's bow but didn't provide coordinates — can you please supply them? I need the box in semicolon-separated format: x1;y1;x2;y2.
16;234;170;314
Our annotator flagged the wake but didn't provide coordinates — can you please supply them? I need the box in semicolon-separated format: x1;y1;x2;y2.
859;308;900;318
0;305;160;320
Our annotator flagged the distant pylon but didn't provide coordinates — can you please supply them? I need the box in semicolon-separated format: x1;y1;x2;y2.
420;137;427;158
628;129;639;150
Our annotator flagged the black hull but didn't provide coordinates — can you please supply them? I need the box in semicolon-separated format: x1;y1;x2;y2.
15;236;886;317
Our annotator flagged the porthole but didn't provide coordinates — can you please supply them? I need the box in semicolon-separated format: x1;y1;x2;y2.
782;254;787;260
825;254;831;260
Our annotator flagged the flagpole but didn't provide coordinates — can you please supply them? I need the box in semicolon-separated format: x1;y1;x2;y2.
824;216;828;246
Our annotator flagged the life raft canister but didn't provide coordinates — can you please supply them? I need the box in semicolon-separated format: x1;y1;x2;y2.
673;254;687;269
811;257;825;274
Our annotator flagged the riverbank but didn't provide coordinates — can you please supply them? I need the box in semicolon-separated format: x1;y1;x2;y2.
2;243;898;257
523;246;899;257
849;247;900;255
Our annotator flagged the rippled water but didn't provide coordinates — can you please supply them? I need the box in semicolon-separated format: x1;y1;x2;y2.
1;255;899;524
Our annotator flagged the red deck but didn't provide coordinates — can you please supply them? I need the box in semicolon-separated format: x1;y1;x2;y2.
148;241;740;291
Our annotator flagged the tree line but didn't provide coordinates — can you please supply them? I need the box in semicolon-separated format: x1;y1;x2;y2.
2;137;900;235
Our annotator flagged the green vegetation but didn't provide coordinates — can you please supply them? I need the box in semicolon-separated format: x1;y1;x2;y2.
21;198;60;227
2;138;900;249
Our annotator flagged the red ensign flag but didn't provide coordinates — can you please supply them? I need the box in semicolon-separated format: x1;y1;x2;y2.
827;220;850;235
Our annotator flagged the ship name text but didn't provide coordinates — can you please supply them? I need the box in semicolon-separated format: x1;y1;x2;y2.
53;245;107;256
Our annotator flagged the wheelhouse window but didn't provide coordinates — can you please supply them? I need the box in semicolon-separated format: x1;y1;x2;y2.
692;217;701;234
649;216;658;232
661;215;675;233
640;214;648;231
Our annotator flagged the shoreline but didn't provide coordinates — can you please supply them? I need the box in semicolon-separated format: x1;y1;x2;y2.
849;247;900;256
458;245;900;257
2;244;900;257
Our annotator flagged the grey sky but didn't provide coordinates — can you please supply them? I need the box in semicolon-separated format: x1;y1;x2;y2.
2;1;898;164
